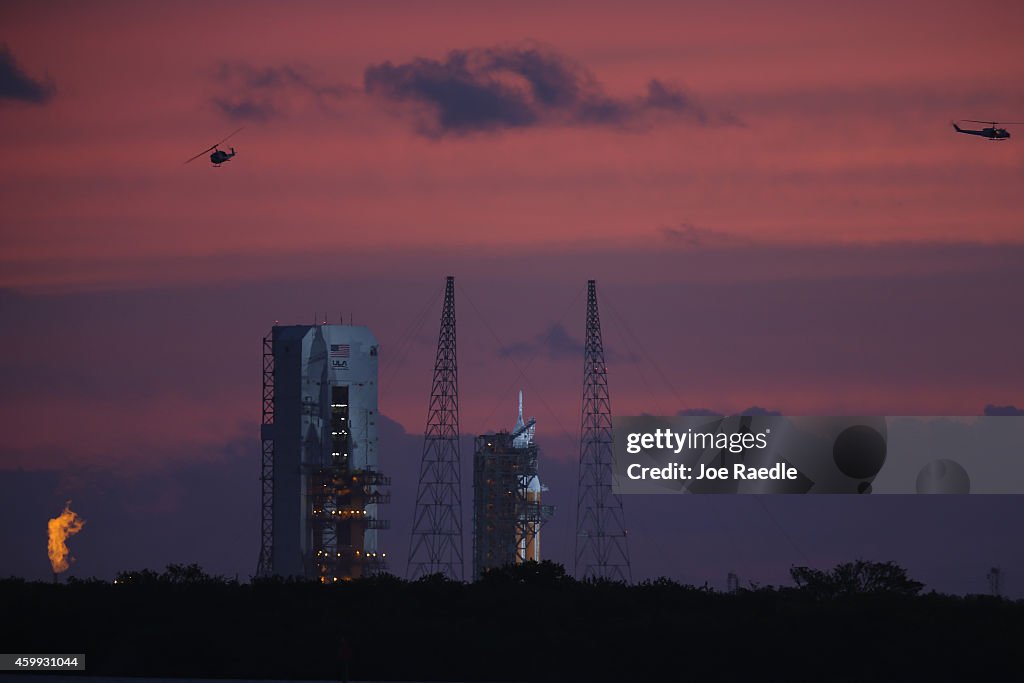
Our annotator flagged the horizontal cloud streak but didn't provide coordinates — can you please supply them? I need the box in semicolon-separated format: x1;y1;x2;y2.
984;404;1024;417
660;223;747;248
212;62;354;121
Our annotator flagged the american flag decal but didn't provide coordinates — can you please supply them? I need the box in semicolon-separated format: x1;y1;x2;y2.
330;344;350;358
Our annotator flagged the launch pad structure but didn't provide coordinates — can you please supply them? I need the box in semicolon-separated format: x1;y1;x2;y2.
258;324;390;582
472;392;554;580
257;277;627;584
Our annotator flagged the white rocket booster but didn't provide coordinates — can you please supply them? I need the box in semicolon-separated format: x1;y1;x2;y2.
514;390;543;563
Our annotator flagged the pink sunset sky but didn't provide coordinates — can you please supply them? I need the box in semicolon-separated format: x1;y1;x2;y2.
2;0;1024;473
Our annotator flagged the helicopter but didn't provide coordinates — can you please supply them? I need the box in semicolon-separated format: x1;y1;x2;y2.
951;120;1021;141
185;127;244;166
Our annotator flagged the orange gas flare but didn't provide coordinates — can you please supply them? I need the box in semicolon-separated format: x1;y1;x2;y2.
47;501;85;574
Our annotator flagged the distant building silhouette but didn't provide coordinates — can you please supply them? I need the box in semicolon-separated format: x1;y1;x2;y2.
988;567;1003;597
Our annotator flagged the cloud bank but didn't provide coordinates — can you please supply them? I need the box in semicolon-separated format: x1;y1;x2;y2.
364;44;738;136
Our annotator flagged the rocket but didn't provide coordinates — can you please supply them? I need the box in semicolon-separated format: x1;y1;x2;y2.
513;391;544;563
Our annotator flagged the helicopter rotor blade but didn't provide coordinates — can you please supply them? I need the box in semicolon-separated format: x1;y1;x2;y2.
183;127;244;164
960;120;1024;125
184;144;218;164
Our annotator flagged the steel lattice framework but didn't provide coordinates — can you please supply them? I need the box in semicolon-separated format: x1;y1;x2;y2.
256;333;274;577
408;276;464;580
574;280;631;582
472;432;554;580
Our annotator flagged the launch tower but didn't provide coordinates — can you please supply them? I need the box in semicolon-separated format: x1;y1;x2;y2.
257;324;390;581
472;391;554;579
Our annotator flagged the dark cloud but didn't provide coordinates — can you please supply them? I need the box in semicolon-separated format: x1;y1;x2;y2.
660;223;744;249
0;44;54;104
499;322;583;360
212;98;277;122
212;63;353;122
739;406;782;416
363;44;738;136
642;79;741;126
216;63;352;99
498;322;637;363
983;404;1024;416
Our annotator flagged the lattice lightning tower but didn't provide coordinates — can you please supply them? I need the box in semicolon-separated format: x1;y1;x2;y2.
574;280;631;582
256;333;274;577
408;276;464;580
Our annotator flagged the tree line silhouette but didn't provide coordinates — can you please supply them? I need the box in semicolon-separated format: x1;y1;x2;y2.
1;560;1019;681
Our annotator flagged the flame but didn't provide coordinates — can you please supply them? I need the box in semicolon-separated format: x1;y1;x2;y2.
47;501;85;574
